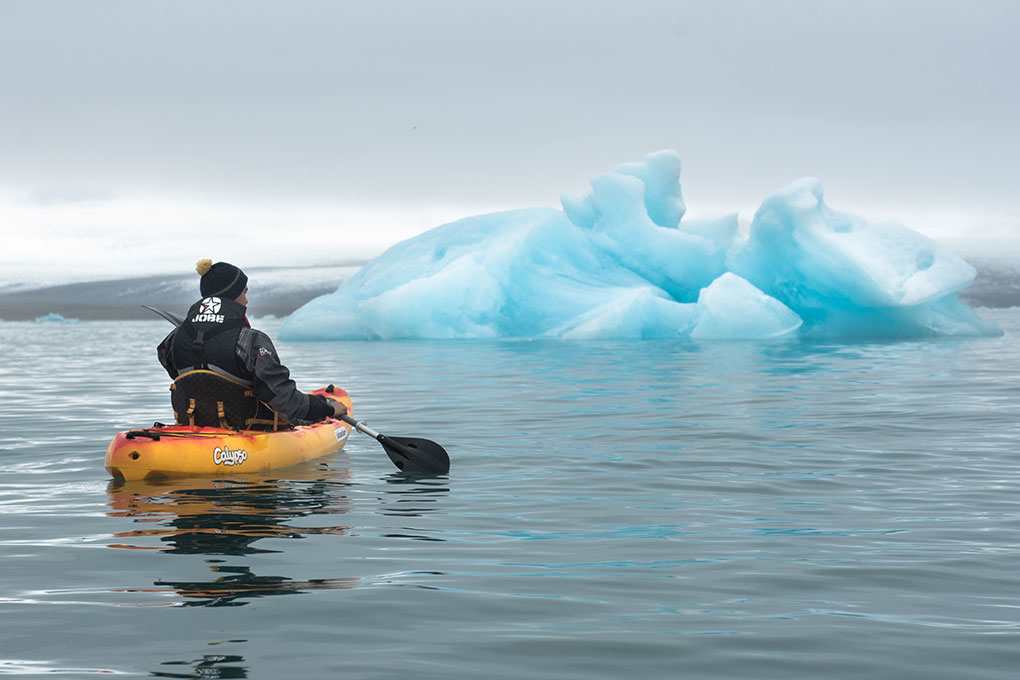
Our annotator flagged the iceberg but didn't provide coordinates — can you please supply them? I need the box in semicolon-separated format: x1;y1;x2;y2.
281;151;997;341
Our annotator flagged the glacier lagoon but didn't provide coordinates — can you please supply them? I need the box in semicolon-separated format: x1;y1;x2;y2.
3;314;1020;679
282;151;997;341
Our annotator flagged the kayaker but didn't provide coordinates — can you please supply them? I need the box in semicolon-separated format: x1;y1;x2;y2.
156;259;346;429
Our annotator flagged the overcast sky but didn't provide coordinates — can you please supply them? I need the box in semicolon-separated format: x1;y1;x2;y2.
1;0;1017;283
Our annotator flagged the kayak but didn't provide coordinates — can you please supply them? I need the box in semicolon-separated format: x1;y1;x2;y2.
106;386;353;482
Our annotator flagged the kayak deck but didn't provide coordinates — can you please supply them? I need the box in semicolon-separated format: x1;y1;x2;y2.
106;386;352;482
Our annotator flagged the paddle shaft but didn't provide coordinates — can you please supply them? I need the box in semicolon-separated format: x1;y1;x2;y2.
142;305;184;327
338;414;381;440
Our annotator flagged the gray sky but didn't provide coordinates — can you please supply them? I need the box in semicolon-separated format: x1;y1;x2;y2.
1;0;1018;282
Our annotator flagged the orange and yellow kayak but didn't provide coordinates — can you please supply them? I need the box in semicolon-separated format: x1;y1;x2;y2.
105;386;353;482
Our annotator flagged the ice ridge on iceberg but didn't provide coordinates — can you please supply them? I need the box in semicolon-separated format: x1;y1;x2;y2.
281;151;997;341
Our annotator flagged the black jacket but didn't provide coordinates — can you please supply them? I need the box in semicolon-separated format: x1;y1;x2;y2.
157;306;332;423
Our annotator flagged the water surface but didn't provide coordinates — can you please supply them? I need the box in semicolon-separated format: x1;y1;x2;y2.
1;312;1019;678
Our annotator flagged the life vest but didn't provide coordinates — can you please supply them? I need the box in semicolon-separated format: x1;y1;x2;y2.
169;296;258;429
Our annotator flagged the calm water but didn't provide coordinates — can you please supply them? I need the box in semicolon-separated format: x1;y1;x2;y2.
2;312;1019;679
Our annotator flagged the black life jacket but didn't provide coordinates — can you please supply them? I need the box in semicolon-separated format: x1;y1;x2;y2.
169;297;258;429
171;297;250;380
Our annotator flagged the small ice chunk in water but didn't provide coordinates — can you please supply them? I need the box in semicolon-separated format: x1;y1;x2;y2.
34;312;79;324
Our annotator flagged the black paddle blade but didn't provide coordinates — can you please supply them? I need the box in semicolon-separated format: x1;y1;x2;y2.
380;435;450;475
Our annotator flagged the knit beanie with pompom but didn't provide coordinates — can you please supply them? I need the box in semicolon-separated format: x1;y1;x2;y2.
195;259;248;300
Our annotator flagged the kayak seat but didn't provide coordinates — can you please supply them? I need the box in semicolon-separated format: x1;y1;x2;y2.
170;369;291;431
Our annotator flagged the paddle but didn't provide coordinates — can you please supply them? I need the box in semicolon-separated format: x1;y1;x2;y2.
142;305;184;327
142;305;451;475
336;414;450;476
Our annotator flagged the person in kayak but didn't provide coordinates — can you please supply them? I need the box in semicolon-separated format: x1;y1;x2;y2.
157;259;346;430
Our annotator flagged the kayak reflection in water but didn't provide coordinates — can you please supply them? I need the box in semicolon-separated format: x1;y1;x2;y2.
157;259;347;430
107;467;358;607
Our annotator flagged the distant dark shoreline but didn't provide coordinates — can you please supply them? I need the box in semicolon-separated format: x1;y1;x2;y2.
961;259;1020;309
0;264;360;321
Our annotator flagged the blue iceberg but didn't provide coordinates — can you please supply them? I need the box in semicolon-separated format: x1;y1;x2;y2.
281;151;997;341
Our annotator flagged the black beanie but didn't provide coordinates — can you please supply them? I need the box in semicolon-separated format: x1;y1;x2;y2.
196;259;248;300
